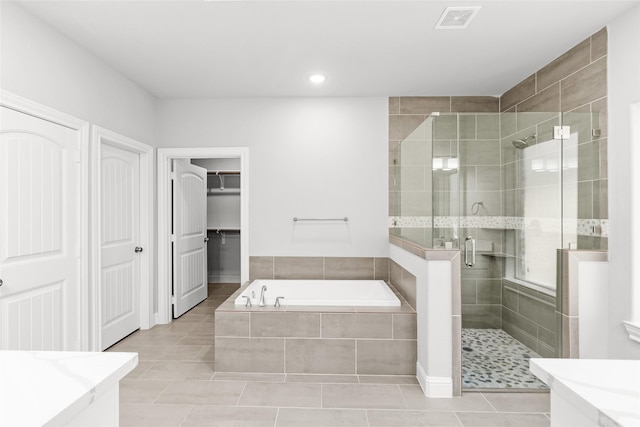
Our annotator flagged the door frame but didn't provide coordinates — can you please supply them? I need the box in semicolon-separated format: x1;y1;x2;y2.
0;90;90;350
90;126;154;351
157;147;249;324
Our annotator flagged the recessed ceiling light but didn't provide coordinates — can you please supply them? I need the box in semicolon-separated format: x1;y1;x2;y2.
435;6;481;30
309;74;326;84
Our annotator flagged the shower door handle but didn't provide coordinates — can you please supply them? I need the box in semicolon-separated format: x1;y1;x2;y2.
464;236;476;267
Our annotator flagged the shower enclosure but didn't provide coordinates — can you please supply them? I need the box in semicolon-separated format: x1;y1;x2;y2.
390;109;605;389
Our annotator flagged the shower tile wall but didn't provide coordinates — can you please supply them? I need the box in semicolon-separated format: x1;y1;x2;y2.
388;28;608;354
500;27;608;252
249;256;390;282
389;96;501;247
498;28;608;355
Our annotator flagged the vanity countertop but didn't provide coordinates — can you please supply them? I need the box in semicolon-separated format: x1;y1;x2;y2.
530;358;640;427
0;350;137;426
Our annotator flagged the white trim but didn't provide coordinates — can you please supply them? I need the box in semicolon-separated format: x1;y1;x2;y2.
157;147;249;324
417;363;454;398
1;90;90;351
630;102;640;340
623;321;640;344
90;126;154;351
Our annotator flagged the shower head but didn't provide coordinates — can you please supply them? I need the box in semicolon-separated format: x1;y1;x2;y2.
512;134;536;149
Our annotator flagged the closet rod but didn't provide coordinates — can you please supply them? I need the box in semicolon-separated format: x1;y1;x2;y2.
293;217;348;222
207;170;240;175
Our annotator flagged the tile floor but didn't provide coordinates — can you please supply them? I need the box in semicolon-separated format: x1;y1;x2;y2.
108;283;551;427
462;328;548;389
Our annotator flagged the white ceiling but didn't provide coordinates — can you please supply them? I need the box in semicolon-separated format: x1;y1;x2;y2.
13;0;640;99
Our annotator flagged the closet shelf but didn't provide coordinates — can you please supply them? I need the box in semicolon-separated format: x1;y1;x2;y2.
207;188;240;195
207;227;240;232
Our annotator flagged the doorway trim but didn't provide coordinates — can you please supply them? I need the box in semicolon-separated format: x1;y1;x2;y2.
0;90;90;350
157;147;249;324
90;126;154;350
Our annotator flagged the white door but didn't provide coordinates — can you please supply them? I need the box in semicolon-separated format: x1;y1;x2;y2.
100;143;141;350
0;106;81;350
172;160;208;318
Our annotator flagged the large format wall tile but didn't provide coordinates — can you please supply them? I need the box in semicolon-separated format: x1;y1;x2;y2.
285;339;356;374
392;313;417;339
451;96;500;113
561;57;606;111
251;312;321;338
399;96;450;114
321;313;392;339
501;74;536;112
274;257;323;279
356;340;417;375
215;312;250;337
249;257;274;280
537;39;590;91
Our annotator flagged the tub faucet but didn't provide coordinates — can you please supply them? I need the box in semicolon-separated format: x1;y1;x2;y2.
258;285;268;307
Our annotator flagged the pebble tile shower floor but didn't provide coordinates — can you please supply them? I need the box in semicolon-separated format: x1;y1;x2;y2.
462;328;548;389
108;284;551;427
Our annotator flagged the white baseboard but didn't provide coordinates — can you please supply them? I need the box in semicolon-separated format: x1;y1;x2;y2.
208;274;241;283
416;362;453;398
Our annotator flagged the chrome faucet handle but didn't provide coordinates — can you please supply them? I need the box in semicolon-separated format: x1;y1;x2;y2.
274;296;284;308
242;295;252;307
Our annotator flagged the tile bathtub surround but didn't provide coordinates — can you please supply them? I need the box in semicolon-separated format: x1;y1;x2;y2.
214;303;418;375
112;283;550;427
249;256;390;282
390;259;417;309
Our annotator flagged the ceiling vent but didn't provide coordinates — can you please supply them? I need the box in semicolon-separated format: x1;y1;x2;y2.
434;6;481;30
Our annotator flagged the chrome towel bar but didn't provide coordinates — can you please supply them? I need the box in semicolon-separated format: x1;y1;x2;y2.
293;217;348;222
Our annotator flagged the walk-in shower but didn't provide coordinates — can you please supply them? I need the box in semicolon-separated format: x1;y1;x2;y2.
390;110;606;389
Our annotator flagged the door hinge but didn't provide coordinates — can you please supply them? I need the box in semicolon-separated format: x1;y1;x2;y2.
553;125;571;140
170;171;176;180
171;234;176;242
75;150;82;163
171;295;177;305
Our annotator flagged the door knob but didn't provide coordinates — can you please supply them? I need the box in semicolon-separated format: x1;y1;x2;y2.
204;237;210;242
0;279;3;287
135;246;143;253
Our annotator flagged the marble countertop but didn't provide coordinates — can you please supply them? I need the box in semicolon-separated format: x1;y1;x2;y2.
530;358;640;427
0;351;137;426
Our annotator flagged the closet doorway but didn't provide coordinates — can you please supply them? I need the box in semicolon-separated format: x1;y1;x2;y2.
157;148;249;324
191;159;242;285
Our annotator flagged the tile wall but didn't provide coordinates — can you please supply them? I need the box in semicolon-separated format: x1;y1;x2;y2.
500;27;608;251
249;256;390;282
499;28;608;355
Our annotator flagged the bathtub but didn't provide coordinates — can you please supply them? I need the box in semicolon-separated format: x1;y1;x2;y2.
234;279;401;307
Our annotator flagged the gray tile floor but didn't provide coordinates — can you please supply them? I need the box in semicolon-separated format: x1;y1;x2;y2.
462;328;548;389
109;284;551;427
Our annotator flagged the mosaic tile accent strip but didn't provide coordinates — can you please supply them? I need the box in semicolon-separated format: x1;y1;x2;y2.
389;216;609;237
461;328;548;389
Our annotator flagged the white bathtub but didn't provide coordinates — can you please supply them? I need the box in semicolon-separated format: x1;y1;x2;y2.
234;279;401;307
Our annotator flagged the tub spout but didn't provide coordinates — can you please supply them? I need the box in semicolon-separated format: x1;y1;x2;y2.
259;285;268;307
